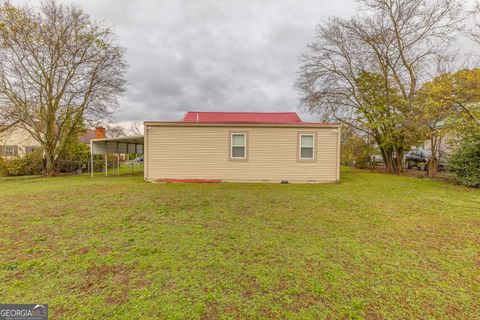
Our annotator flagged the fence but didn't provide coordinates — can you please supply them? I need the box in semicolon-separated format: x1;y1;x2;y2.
89;154;144;176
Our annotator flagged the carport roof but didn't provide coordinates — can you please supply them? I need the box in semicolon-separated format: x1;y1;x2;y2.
90;135;144;145
90;135;144;156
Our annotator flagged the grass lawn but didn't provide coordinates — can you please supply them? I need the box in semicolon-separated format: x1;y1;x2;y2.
0;169;479;319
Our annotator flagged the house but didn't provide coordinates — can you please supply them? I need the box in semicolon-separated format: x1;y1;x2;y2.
0;124;106;158
79;127;106;144
143;112;341;183
0;124;41;157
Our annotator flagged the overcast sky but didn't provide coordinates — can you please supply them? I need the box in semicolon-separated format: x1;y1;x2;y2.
22;0;360;124
21;0;477;126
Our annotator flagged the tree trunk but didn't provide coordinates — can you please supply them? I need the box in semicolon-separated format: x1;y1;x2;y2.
385;156;395;173
44;152;56;176
427;158;438;177
380;147;395;173
395;147;405;174
427;135;439;178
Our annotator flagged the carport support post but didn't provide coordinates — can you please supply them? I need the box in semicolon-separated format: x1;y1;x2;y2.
126;143;130;175
134;143;138;174
127;153;130;175
90;141;93;178
116;142;120;176
104;141;108;176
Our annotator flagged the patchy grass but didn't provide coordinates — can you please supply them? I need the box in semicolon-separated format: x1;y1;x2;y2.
0;168;479;319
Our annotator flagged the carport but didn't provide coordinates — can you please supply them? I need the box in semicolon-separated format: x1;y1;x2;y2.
89;135;144;177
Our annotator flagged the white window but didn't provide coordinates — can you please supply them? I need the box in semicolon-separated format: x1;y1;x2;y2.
0;146;18;157
6;146;17;157
231;133;246;159
25;146;41;155
299;134;315;160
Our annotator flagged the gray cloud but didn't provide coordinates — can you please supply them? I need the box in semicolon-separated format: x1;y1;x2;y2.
23;0;357;122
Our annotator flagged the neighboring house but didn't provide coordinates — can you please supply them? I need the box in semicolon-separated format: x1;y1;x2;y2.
143;112;341;183
79;127;106;144
0;124;41;158
0;125;106;158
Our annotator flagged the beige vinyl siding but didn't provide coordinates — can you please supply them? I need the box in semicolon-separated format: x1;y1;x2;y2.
145;125;340;183
0;126;41;158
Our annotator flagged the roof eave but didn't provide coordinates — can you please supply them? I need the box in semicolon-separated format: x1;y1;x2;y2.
143;121;341;128
90;135;145;143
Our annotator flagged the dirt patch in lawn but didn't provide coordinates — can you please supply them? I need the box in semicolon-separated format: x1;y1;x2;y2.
70;264;151;305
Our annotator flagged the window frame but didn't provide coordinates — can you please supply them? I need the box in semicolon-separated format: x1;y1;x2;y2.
229;132;248;161
25;146;41;155
0;145;18;157
298;132;316;161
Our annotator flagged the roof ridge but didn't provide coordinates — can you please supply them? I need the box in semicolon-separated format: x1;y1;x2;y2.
186;111;298;114
182;111;303;124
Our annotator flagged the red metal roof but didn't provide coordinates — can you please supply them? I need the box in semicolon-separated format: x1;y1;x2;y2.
144;121;341;127
183;111;302;123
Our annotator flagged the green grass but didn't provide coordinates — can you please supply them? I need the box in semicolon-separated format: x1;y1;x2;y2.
0;168;479;319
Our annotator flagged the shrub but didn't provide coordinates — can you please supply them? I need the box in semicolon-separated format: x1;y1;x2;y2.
0;151;43;176
58;140;90;162
341;128;376;169
448;140;480;187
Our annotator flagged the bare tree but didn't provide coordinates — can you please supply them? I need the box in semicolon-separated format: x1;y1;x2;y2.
0;0;126;175
128;121;143;136
0;101;20;133
0;119;19;133
106;124;126;138
469;1;480;46
297;0;463;173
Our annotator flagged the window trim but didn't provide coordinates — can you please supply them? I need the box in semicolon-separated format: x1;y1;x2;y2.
297;132;316;161
0;145;18;157
25;146;41;155
229;131;248;161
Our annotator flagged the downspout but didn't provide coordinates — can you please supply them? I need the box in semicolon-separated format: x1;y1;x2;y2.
144;124;148;181
336;126;341;183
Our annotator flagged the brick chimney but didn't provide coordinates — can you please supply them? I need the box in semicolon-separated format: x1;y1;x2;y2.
95;126;106;139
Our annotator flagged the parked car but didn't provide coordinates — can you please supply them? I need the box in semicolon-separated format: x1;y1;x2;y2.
369;154;385;168
405;149;446;171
